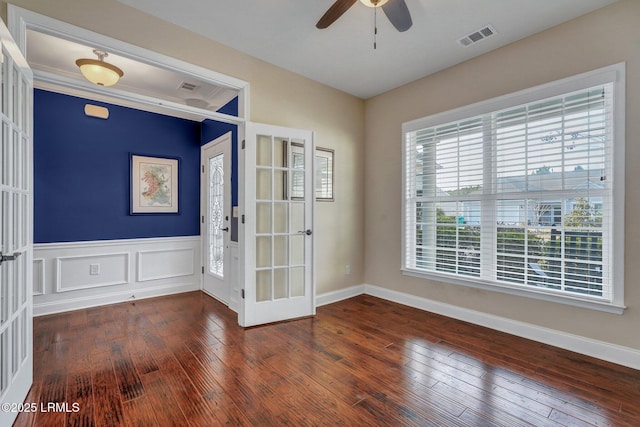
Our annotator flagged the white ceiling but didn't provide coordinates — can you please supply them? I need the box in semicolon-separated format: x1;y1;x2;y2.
26;30;239;115
116;0;619;99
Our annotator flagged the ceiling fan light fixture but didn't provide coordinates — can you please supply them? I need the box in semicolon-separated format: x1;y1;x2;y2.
75;49;124;87
359;0;389;7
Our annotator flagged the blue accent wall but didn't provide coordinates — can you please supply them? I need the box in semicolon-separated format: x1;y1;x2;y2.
216;96;238;117
34;89;201;243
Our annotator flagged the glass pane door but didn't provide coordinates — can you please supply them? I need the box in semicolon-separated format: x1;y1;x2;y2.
241;123;314;327
0;23;34;427
255;136;308;302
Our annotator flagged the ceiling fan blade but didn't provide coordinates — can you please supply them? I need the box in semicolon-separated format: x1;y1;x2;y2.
316;0;358;29
382;0;413;32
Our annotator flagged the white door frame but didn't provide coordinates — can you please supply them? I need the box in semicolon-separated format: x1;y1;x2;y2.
201;132;233;307
7;5;250;124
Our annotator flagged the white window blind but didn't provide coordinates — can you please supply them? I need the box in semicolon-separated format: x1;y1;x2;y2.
402;65;625;310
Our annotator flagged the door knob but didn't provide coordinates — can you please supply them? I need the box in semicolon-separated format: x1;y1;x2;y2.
0;251;21;266
219;227;230;232
298;229;312;236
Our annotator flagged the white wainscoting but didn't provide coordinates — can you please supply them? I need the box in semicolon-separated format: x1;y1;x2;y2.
33;258;45;296
137;248;194;282
33;236;201;316
56;252;130;292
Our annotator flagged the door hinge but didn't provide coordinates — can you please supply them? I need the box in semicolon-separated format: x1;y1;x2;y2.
241;139;245;150
201;215;204;223
241;289;245;299
201;266;204;274
202;164;204;173
241;214;245;224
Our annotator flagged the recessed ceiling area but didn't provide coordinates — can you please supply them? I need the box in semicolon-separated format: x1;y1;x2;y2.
117;0;619;99
26;29;239;117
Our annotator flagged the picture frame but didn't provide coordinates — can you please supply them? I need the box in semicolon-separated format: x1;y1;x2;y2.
315;147;334;201
130;153;179;214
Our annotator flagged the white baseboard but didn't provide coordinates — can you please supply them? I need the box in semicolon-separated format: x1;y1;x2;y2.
316;284;366;307
33;282;199;316
317;284;640;371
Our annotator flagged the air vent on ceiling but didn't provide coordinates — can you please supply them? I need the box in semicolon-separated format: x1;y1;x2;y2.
179;81;198;92
458;24;497;47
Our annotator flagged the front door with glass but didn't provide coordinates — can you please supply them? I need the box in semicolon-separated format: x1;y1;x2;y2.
201;132;232;306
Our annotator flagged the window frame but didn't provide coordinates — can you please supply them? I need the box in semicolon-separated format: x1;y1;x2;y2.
401;63;626;314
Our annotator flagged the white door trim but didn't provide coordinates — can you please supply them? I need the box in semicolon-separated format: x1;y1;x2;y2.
7;4;250;124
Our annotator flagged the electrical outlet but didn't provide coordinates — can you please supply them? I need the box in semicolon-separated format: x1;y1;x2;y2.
345;264;351;275
89;263;100;275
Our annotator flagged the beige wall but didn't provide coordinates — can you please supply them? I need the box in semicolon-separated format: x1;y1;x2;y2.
364;0;640;350
2;0;366;295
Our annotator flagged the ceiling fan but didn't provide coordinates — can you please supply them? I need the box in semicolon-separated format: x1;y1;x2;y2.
316;0;413;32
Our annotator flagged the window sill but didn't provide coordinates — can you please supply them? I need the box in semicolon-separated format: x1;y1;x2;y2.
401;268;626;315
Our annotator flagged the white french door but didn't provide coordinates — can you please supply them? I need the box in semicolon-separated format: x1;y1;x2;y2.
0;19;33;427
201;132;232;306
239;123;315;327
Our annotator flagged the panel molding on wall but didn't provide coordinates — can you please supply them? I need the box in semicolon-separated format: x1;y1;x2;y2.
56;252;130;292
33;236;201;316
33;258;45;295
137;248;194;282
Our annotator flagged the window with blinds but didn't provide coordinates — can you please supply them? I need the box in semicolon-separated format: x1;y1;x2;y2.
402;64;625;311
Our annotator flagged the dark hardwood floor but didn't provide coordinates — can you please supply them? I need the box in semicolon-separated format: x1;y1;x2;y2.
13;291;640;426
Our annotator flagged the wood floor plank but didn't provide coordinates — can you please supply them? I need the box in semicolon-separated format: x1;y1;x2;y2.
21;291;640;427
135;375;187;427
150;351;222;426
65;370;95;427
171;343;253;426
91;353;126;427
33;373;66;427
121;397;157;427
109;343;144;402
448;337;640;423
274;319;471;426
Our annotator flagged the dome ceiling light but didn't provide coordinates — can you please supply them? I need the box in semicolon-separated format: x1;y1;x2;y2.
75;49;124;87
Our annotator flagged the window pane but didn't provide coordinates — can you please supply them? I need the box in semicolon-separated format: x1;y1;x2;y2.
209;154;224;276
404;79;616;304
414;201;480;277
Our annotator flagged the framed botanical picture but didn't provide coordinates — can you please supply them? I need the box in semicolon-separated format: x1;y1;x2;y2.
130;154;179;214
